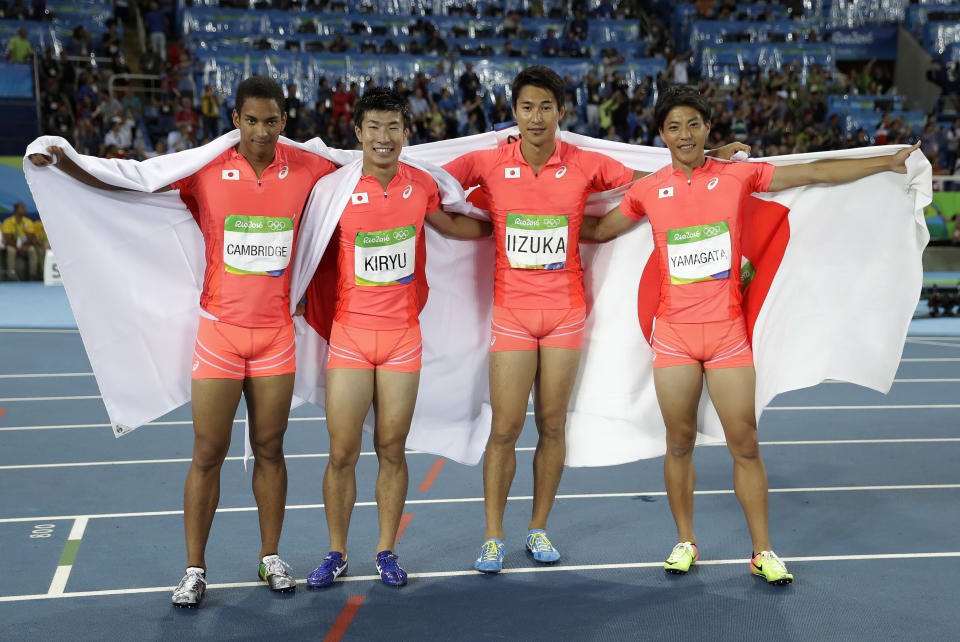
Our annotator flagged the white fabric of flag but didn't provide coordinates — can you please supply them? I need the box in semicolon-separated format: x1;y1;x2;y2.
23;131;930;467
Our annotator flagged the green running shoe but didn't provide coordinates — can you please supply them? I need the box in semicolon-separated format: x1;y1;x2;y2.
664;541;698;574
750;550;794;585
258;554;296;592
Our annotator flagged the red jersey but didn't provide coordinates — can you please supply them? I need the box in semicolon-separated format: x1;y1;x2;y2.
444;139;634;309
333;163;441;330
174;143;338;327
621;158;776;323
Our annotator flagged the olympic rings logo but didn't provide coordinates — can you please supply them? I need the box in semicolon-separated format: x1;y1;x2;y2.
703;225;724;237
393;230;411;240
541;217;563;227
267;220;287;231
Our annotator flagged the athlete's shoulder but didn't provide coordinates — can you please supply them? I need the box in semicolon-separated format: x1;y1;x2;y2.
280;143;338;175
402;162;440;188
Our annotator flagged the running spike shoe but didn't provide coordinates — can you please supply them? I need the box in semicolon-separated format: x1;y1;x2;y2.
306;552;348;588
750;550;794;585
258;554;296;592
474;538;505;573
664;541;699;574
171;566;206;608
375;550;407;587
525;529;561;563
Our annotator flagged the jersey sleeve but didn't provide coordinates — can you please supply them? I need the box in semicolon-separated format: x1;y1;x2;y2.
307;153;339;181
1;217;12;235
170;171;195;198
442;151;482;189
426;181;441;213
588;152;635;192
750;161;776;193
620;182;647;222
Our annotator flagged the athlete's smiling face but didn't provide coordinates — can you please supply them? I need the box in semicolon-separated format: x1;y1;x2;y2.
512;84;564;146
660;105;711;169
233;96;286;162
356;109;408;170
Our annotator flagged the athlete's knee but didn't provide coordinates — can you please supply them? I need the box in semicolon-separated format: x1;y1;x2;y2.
249;432;285;465
666;427;697;458
534;409;567;442
488;419;524;448
373;432;408;467
328;442;361;471
192;437;230;472
726;426;760;461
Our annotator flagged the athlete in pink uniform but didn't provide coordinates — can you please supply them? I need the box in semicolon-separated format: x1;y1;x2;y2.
29;76;340;606
582;85;919;584
443;66;749;573
306;89;492;588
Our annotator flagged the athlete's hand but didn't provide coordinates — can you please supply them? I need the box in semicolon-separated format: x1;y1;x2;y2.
888;141;921;174
293;301;306;317
27;145;64;167
711;141;751;160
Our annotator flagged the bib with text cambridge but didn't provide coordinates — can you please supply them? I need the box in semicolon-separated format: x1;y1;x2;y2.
666;221;731;284
505;213;568;270
223;215;293;276
355;225;416;286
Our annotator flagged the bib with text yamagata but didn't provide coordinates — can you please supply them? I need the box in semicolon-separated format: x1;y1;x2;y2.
355;225;416;286
666;221;731;284
224;215;293;276
505;214;568;270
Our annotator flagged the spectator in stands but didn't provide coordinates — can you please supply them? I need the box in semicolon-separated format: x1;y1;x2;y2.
6;26;32;63
139;40;163;90
167;36;187;70
97;90;122;127
166;120;195;152
331;80;352;123
104;116;132;152
436;87;457;136
568;8;588;42
380;39;400;55
74;117;102;156
198;84;219;141
120;86;142;117
47;101;75;140
144;2;167;60
540;28;560;58
100;20;122;59
317;77;333;109
327;34;349;54
459;61;481;102
41;76;70;121
424;29;447;56
490;93;510;125
409;86;429;124
2;203;39;281
561;91;580;132
174;95;200;131
500;10;522;39
593;0;615;18
393;78;411;100
560;31;584;58
502;41;523;58
284;84;300;140
38;46;62;85
69;26;93;57
428;61;449;101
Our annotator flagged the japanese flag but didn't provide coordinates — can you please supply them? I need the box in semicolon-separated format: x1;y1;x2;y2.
221;169;239;180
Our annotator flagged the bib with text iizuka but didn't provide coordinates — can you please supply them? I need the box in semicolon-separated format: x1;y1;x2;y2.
666;221;731;284
505;213;568;270
355;225;416;286
223;215;293;276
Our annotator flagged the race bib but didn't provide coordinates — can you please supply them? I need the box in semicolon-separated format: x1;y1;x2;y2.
505;213;568;270
223;215;293;276
355;225;416;286
666;221;731;284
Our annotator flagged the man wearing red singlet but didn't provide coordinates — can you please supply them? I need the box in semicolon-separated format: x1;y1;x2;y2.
442;66;749;573
28;76;341;607
303;89;491;588
582;85;919;585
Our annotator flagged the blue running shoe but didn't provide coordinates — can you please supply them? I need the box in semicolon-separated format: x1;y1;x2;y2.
525;529;560;563
375;550;407;587
306;552;348;588
474;538;505;573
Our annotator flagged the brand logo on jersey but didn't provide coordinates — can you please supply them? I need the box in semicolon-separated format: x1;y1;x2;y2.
402;185;413;199
351;192;369;205
707;177;719;190
278;165;289;180
192;359;199;371
222;169;240;181
658;187;674;198
505;167;521;179
555;166;567;178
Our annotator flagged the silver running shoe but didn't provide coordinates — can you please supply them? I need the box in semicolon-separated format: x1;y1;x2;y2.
258;554;296;592
171;567;206;608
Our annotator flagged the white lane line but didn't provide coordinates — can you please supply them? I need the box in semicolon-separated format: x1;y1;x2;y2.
899;358;960;362
821;378;960;383
905;340;960;349
0;483;956;524
0;416;332;432
47;517;88;596
3;439;958;471
2;551;958;603
0;373;93;379
0;395;102;402
768;404;960;410
0;329;79;333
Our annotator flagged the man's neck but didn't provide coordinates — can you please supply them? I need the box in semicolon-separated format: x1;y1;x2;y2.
519;137;556;174
363;161;399;192
238;145;275;179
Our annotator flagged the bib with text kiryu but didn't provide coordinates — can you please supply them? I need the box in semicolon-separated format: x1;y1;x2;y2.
223;215;293;276
505;213;568;270
666;221;731;284
355;225;416;286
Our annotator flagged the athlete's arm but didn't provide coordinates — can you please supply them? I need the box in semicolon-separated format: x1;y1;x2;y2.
27;145;173;193
768;141;919;192
580;206;638;242
425;209;493;239
628;142;752;181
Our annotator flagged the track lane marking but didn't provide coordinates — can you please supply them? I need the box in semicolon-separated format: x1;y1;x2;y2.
2;552;958;603
324;595;365;642
0;373;94;379
1;484;956;524
418;458;446;492
394;513;414;547
47;517;88;595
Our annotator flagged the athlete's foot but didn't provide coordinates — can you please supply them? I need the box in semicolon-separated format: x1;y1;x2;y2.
525;529;560;563
375;550;407;587
474;538;505;573
306;552;348;588
750;550;793;585
258;554;296;592
171;567;206;608
664;541;698;574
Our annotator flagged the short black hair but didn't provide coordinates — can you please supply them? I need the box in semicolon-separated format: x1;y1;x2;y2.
234;76;285;113
654;84;711;132
511;65;564;109
353;87;412;130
